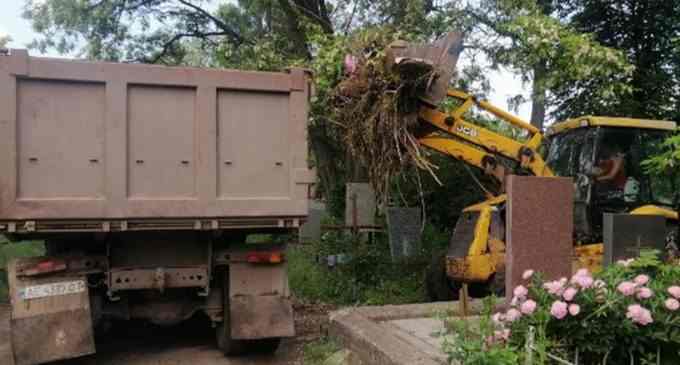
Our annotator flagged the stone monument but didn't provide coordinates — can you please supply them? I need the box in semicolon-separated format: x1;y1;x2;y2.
505;176;573;301
299;200;328;243
603;213;666;266
386;207;422;260
345;183;376;227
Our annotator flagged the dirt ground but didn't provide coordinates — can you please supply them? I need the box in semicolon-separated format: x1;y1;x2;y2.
1;300;334;365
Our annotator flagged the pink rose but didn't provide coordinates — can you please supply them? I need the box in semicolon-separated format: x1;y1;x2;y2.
626;304;653;326
520;299;537;315
665;298;680;311
617;281;637;296
568;304;580;316
668;286;680;299
487;329;511;346
570;269;594;288
634;274;650;286
510;296;520;307
343;54;358;75
522;270;534;280
505;308;522;322
543;280;565;296
494;329;510;341
617;258;635;267
636;287;653;299
575;268;590;277
563;287;578;301
550;301;568;320
575;275;594;289
492;312;505;324
513;285;528;299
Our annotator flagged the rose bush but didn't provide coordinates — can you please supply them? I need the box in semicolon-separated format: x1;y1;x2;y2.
443;251;680;364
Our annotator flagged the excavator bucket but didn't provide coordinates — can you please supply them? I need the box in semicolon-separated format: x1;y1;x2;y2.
385;32;464;106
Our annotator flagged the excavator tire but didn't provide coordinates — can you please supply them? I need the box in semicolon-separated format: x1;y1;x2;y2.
425;254;460;302
488;269;506;298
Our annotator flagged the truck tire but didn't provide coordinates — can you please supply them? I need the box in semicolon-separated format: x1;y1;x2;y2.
216;322;247;356
217;270;247;356
425;254;459;302
250;338;281;354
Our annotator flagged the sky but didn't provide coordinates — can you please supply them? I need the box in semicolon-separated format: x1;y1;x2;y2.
1;1;35;51
0;0;532;119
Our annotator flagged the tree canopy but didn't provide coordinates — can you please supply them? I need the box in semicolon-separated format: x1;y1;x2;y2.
0;35;10;49
23;1;636;121
553;0;680;122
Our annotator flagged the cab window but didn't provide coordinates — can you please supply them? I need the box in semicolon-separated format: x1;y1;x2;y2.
593;129;636;201
594;128;675;207
638;130;676;206
546;129;587;177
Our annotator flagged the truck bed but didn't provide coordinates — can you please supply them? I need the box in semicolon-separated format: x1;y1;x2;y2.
0;50;314;233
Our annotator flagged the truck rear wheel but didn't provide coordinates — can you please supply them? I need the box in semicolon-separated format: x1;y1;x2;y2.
216;322;247;356
217;269;247;356
251;338;281;354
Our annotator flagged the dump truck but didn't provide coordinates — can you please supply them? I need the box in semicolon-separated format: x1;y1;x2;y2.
0;49;314;365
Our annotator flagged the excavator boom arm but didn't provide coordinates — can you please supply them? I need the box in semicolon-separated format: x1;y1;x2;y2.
417;89;554;179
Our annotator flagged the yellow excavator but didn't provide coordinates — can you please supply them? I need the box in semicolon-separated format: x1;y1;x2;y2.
386;33;679;300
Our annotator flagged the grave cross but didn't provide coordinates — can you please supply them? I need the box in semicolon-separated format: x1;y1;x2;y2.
623;236;656;257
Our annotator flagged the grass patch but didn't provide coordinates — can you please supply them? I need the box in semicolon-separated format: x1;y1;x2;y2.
302;336;340;365
287;225;447;305
0;235;45;302
288;221;450;306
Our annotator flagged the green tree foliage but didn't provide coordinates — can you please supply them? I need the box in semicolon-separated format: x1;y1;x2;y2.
453;0;633;128
22;0;333;63
554;0;680;121
643;133;680;179
0;35;10;48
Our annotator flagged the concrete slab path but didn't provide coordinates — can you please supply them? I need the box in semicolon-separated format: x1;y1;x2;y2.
329;301;488;365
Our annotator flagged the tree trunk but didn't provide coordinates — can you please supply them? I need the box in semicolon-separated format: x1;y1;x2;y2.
530;60;547;130
277;0;312;59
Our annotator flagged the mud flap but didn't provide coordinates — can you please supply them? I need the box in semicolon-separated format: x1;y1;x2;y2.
8;258;95;365
230;295;294;339
228;260;294;340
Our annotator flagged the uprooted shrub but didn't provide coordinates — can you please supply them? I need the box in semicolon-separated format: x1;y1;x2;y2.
330;28;439;202
443;251;680;365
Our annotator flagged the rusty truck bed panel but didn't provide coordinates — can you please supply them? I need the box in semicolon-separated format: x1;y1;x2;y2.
0;50;313;228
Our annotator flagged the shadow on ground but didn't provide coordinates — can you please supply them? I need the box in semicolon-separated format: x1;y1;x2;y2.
48;314;299;365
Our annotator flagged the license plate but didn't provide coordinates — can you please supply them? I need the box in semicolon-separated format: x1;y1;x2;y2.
19;280;86;300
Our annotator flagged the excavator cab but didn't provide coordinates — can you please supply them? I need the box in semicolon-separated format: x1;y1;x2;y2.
545;117;678;244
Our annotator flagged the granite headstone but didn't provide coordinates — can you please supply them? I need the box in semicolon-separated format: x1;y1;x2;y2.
345;183;376;227
386;207;422;260
603;213;666;267
506;176;573;301
299;200;328;243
